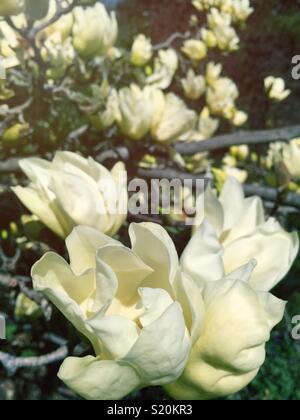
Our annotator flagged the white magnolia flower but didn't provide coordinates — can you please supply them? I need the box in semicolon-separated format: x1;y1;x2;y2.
201;28;217;48
232;109;248;126
207;7;240;51
151;93;197;143
207;7;232;28
115;84;153;140
131;34;153;67
282;138;300;180
0;20;20;68
212;24;239;51
166;256;286;399
90;88;119;131
206;62;223;86
181;69;206;101
193;177;299;291
72;3;118;58
181;39;207;61
32;223;194;400
12;152;128;238
198;107;219;138
264;76;291;102
206;77;239;119
146;49;178;90
231;0;253;22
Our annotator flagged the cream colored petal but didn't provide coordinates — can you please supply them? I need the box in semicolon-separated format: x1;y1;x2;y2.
225;259;257;283
173;272;205;344
88;315;140;359
18;157;54;185
125;298;191;385
199;278;285;372
181;219;224;284
222;196;265;245
194;184;224;236
219;177;245;231
107;162;128;236
12;186;65;238
50;171;114;234
223;219;299;291
129;222;179;295
92;255;118;312
166;278;285;400
53;151;91;176
138;287;174;327
96;245;153;305
58;356;140;400
31;253;100;352
32;252;95;307
66;225;121;274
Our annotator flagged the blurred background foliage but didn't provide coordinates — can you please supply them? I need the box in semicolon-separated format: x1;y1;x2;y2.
1;0;300;400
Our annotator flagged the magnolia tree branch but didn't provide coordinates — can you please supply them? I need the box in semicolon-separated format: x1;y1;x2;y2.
174;125;300;155
0;346;68;374
243;184;300;210
1;124;299;172
138;168;300;210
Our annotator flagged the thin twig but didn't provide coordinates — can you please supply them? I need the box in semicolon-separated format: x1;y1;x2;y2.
153;31;191;50
0;273;52;320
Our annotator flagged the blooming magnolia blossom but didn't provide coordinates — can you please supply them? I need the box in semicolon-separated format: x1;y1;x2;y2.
267;139;300;181
206;61;223;85
166;257;285;399
264;76;291;102
194;1;253;23
12;152;128;238
181;69;206;100
115;84;153;140
151;93;197;143
32;223;193;400
72;3;118;58
32;219;291;400
131;34;153;67
146;49;178;90
181;39;207;61
282;138;300;180
193;177;299;291
206;77;239;119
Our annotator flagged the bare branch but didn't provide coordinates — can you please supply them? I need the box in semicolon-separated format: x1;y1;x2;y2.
30;0;79;38
243;184;300;210
138;168;300;210
0;346;68;374
174;125;300;155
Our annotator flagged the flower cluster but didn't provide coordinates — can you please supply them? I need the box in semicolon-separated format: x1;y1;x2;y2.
30;177;298;400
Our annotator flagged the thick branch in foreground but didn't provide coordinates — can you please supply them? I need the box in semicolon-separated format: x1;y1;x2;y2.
138;168;300;210
243;184;300;210
174;125;300;155
1;125;300;173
